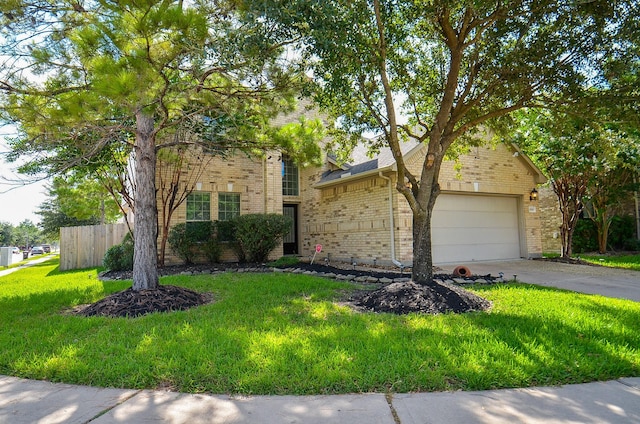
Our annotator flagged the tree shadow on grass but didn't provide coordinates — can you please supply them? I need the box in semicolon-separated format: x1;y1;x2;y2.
2;275;638;395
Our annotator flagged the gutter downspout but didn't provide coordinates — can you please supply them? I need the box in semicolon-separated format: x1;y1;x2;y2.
379;172;403;268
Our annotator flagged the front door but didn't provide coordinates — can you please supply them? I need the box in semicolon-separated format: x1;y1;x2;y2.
283;204;298;255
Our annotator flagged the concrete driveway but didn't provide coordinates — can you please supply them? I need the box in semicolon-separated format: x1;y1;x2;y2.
438;259;640;302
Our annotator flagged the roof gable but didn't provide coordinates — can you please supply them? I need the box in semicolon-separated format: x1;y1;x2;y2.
316;139;546;187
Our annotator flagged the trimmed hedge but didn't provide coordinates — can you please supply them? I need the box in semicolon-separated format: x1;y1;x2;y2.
233;214;292;263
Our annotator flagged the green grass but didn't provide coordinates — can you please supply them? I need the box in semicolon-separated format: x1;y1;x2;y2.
580;253;640;271
1;257;639;395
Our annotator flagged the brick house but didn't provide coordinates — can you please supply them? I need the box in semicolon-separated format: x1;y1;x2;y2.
159;119;548;266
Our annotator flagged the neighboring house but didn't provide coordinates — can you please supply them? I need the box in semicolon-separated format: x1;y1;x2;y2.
159;124;548;266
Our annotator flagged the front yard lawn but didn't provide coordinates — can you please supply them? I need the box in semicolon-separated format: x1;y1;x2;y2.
0;257;638;395
580;253;640;271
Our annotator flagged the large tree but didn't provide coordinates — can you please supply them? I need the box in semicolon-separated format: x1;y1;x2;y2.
37;173;122;239
1;0;321;290
256;0;639;283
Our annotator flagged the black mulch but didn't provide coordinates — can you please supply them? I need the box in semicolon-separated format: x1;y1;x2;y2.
75;285;212;318
351;280;491;315
85;261;496;318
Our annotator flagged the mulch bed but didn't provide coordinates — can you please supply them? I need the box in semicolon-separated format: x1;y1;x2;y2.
351;280;491;315
83;261;495;318
75;285;212;318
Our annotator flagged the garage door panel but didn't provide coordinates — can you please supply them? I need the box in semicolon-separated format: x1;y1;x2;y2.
432;194;521;263
434;243;519;262
434;214;517;229
433;227;518;241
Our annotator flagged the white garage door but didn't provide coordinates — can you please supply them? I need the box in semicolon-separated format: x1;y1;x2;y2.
431;194;521;263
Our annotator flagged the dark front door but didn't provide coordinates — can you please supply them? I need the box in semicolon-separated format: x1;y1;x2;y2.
283;204;298;255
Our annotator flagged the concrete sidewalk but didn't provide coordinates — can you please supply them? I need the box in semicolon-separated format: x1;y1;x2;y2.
1;375;639;423
0;254;56;278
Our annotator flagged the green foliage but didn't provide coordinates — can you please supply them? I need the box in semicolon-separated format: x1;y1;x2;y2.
267;256;300;267
0;222;14;246
572;220;599;254
607;215;640;251
572;215;638;254
167;222;222;265
233;214;292;263
103;232;134;271
14;219;43;248
168;223;195;265
1;0;324;289
516;108;640;257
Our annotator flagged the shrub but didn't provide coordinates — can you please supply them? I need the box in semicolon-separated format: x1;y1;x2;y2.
267;256;300;267
103;232;134;271
216;219;243;261
608;215;637;251
573;214;638;253
233;214;292;263
168;221;223;264
168;223;193;264
572;219;598;253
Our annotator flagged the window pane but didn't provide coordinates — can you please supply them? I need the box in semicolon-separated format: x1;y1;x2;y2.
186;192;211;222
218;193;240;221
282;156;299;196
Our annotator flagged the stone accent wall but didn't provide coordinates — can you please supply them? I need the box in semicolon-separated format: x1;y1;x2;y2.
538;186;563;254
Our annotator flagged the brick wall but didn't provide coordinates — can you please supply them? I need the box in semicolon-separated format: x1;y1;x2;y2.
299;143;545;266
158;133;546;266
159;151;284;265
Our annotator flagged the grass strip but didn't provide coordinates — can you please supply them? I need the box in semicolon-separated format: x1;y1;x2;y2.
580;253;640;271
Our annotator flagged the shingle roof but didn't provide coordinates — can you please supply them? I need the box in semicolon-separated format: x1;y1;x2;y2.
319;138;421;184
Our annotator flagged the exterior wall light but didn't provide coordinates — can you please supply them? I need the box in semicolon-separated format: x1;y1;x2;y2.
529;187;538;201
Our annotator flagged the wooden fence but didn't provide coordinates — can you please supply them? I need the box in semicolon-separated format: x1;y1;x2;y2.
60;223;129;271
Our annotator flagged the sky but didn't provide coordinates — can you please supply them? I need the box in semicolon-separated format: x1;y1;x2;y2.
0;133;49;227
0;178;47;226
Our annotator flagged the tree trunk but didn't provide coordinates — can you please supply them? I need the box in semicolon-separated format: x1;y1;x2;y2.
132;111;159;291
411;165;441;285
595;213;612;254
554;178;585;259
159;208;169;267
412;210;434;284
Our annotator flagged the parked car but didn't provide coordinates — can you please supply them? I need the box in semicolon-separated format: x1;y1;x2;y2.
11;247;19;254
30;246;45;255
42;244;51;253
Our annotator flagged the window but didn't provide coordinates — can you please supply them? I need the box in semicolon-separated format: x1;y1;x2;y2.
186;192;211;222
282;156;299;196
218;193;240;221
218;193;240;241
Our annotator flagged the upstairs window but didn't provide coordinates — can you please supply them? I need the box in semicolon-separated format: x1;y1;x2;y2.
282;156;299;196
